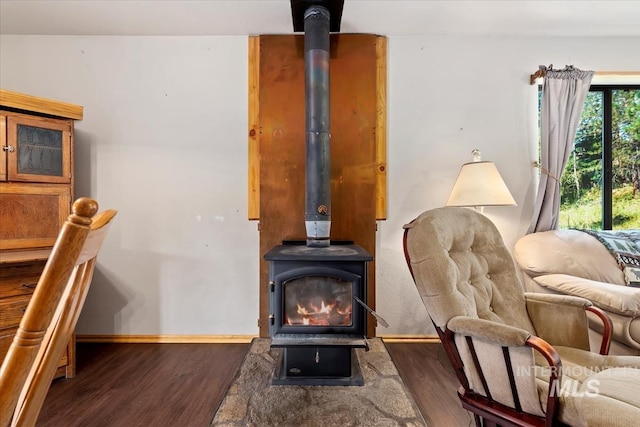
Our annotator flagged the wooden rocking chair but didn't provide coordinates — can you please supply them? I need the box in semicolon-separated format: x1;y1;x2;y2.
0;198;116;427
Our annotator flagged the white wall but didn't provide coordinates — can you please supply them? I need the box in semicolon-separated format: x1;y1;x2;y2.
1;34;639;337
1;36;258;336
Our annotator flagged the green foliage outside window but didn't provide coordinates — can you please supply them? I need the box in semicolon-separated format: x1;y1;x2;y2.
559;88;640;229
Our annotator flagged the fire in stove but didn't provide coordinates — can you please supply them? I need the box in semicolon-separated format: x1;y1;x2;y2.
284;277;353;326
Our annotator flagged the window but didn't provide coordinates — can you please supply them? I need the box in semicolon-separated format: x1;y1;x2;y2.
557;85;640;230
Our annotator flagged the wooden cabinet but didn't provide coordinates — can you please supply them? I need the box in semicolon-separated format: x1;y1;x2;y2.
0;183;71;251
0;89;82;378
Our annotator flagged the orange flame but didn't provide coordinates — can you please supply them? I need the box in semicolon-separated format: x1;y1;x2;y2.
285;299;352;326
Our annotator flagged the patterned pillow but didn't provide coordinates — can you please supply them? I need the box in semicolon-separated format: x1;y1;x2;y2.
579;230;640;287
625;262;640;287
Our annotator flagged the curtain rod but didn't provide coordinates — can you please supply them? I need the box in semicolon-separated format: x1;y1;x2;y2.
529;70;640;85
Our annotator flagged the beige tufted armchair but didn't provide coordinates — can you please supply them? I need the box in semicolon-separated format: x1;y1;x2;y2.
403;207;640;427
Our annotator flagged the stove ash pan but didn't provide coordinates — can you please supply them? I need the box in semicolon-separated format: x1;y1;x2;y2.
264;242;372;345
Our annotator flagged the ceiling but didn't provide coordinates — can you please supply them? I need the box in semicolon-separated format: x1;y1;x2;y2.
1;0;639;37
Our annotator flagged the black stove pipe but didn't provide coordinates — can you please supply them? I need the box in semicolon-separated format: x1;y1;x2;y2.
304;5;331;247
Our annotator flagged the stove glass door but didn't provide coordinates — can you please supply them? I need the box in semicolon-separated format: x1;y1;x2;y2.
283;275;352;327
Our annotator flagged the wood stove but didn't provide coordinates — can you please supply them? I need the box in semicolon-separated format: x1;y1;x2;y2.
265;241;372;385
264;0;376;386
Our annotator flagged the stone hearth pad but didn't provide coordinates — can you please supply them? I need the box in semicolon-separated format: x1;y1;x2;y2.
211;338;427;426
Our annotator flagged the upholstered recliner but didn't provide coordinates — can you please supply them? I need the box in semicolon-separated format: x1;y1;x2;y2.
514;229;640;356
403;207;640;427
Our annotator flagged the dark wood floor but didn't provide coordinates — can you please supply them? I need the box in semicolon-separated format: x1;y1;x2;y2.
387;342;474;427
37;341;473;426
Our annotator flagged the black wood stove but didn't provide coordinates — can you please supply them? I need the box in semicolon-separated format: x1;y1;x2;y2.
265;241;372;385
264;0;375;386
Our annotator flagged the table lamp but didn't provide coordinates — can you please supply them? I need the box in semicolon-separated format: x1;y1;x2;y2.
445;149;517;213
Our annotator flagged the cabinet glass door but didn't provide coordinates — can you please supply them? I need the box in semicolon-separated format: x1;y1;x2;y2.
6;115;71;183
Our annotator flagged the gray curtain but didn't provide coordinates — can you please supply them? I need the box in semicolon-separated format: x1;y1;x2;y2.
527;66;594;233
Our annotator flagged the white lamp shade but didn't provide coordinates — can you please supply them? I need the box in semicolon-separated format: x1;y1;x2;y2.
446;161;517;207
